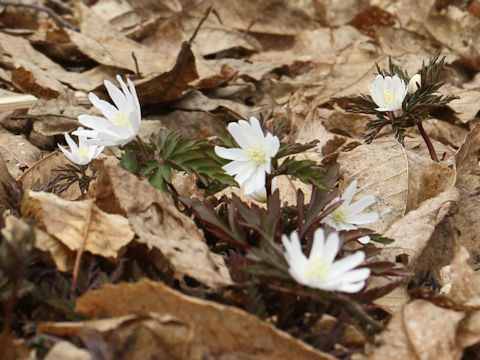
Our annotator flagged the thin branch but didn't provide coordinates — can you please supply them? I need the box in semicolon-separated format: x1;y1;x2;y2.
0;1;78;31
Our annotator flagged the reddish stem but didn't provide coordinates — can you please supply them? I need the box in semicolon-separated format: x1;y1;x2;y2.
416;119;438;162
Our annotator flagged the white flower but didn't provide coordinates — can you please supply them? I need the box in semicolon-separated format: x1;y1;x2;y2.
58;129;104;166
73;75;141;146
408;73;421;94
370;74;408;112
322;180;378;231
282;228;370;293
215;117;280;195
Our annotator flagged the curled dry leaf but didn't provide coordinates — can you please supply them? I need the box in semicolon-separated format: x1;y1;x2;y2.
424;5;480;69
367;299;464;360
440;247;480;309
91;159;232;288
338;137;456;233
440;84;480;124
2;215;75;272
69;279;335;360
21;190;134;259
375;187;459;268
12;66;66;99
445;123;480;267
44;342;92;360
0;128;42;179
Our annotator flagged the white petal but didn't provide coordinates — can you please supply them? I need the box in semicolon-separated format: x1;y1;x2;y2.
214;147;247;161
105;79;129;113
78;115;113;133
328;251;365;279
243;165;265;195
309;228;325;259
265;133;280;157
228;121;250;148
58;144;73;162
342;179;357;205
370;75;384;108
127;77;141;115
249;116;266;144
64;132;78;153
349;212;379;225
349;195;375;214
336;281;366;293
323;231;340;264
234;163;257;186
88;93;117;120
342;268;371;283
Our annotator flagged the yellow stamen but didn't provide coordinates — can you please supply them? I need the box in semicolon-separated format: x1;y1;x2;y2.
331;205;351;226
78;146;89;160
304;258;331;283
382;90;397;106
244;144;267;166
111;111;131;127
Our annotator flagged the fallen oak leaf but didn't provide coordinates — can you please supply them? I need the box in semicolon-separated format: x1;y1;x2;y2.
20;190;134;259
90;159;232;288
74;278;335;360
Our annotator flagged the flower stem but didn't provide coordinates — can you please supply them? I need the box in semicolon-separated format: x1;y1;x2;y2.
416;119;438;162
136;135;149;159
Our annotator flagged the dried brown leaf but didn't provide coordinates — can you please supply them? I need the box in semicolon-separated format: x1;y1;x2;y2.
0;128;41;179
91;159;232;288
21;191;134;258
376;188;459;267
338;137;455;233
2;215;75;272
368;299;464;360
12;66;66;99
74;279;335;360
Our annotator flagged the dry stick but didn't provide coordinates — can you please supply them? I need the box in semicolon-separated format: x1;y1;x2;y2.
187;6;212;44
0;1;78;31
72;201;93;290
416;119;438;162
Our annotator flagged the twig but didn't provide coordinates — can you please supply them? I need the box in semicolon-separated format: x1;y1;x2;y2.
72;201;93;290
0;1;78;31
416;119;438;162
188;6;211;44
46;0;74;13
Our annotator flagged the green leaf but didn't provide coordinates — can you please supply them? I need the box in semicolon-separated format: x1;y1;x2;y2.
118;149;138;173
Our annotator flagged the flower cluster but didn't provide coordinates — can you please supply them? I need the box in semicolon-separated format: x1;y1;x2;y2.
58;75;142;166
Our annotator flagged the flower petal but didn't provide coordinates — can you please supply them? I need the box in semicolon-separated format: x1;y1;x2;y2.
323;231;340;264
349;195;375;214
349;212;379;225
342;179;358;205
309;228;325;259
228;121;250;148
88;93;117;120
328;251;365;279
104;79;129;113
214;147;247;161
243;165;265;195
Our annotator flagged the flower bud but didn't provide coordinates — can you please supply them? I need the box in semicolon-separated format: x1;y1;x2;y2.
408;74;421;94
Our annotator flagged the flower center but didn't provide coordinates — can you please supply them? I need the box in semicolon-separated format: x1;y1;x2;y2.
331;205;351;226
383;90;397;106
111;111;131;127
304;258;331;283
78;146;89;160
244;144;267;166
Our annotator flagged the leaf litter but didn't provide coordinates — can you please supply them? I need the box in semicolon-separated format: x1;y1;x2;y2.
0;1;480;359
